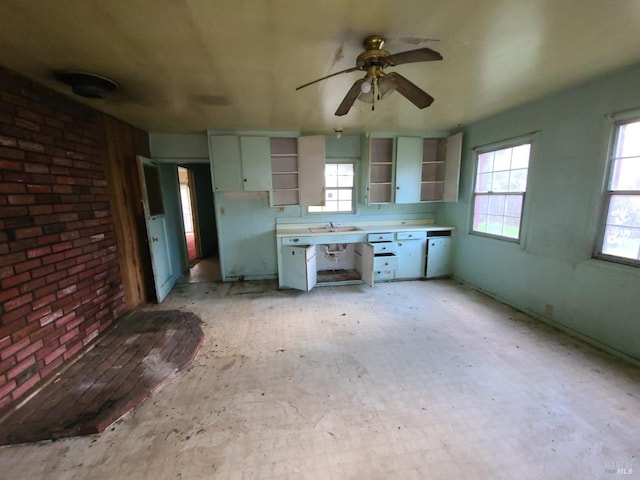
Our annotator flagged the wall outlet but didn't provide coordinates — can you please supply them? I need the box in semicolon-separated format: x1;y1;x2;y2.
544;303;554;318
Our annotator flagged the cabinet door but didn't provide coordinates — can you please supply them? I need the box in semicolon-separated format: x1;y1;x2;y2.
443;132;463;202
210;135;243;192
298;135;325;206
355;243;375;287
240;136;272;191
282;245;317;291
396;239;426;279
426;237;452;278
395;137;422;204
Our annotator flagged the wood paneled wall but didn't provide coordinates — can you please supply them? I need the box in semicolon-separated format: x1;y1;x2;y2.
102;115;153;309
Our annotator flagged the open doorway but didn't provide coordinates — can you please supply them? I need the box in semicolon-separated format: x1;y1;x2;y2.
178;167;200;266
177;165;221;283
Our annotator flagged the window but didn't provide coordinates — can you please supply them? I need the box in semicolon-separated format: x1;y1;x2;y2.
308;163;354;213
471;141;531;241
142;164;165;216
598;118;640;265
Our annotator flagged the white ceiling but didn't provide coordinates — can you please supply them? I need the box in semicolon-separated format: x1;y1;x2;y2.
2;0;640;135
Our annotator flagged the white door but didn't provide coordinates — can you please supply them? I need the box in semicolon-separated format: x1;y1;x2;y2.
426;237;453;278
443;132;463;202
298;135;326;206
240;136;272;191
138;155;174;302
355;243;375;287
395;137;422;204
396;239;425;279
282;245;317;291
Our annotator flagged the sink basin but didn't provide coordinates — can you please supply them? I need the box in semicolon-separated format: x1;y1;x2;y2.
309;226;361;233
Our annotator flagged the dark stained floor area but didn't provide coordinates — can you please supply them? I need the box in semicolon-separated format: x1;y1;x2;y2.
177;256;222;284
0;310;204;446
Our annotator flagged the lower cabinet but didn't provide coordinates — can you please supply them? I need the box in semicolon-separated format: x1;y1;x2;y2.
366;233;397;282
283;243;375;291
373;255;397;281
282;245;317;291
279;228;453;291
354;243;374;286
396;231;427;279
425;235;453;278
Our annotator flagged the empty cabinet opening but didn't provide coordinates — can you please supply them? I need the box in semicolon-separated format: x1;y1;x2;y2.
316;243;360;283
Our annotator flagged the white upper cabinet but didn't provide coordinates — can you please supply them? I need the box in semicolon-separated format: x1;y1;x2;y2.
364;133;463;204
210;135;243;192
209;135;271;192
240;136;272;191
367;138;395;203
442;132;463;203
298;135;325;207
270;135;326;207
395;137;423;204
270;137;299;206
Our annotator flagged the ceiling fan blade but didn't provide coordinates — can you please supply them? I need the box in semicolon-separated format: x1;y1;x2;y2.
386;72;434;109
296;67;361;90
386;47;442;66
335;79;365;116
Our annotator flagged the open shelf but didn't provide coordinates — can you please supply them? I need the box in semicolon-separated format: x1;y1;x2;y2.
369;138;394;203
420;138;446;202
270;138;298;206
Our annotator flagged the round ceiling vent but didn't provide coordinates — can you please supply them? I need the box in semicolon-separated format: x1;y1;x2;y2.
54;72;118;98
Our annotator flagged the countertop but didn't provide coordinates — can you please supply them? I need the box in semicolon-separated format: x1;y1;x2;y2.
276;220;455;238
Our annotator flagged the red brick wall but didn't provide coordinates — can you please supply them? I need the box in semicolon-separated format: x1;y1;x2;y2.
0;68;127;411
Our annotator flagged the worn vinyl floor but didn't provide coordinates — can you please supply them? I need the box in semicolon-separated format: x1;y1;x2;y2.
0;279;638;479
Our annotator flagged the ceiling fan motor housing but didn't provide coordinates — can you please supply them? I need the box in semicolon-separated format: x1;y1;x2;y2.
356;49;391;70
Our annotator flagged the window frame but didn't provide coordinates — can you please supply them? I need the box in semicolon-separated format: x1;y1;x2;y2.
469;134;535;243
307;159;356;214
594;112;640;267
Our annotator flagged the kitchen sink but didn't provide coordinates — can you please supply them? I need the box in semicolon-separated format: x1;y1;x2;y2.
309;226;361;233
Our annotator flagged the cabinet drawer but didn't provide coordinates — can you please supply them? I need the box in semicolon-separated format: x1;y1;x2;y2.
373;241;396;255
373;255;397;271
367;232;394;242
281;237;309;246
396;231;426;240
374;269;395;281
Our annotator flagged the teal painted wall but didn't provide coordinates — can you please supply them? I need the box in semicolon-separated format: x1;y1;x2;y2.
150;133;209;162
214;191;278;280
437;63;640;363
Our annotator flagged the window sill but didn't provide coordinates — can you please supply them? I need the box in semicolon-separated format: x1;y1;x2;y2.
592;253;640;269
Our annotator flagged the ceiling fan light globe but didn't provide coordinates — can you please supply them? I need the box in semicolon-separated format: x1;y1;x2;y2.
357;91;374;104
360;80;372;94
378;76;397;98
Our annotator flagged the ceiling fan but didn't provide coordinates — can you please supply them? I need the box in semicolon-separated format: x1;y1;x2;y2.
296;35;443;116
